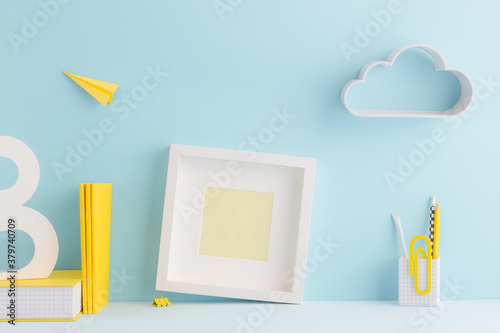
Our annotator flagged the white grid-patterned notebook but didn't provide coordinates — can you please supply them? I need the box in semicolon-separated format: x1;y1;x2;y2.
0;282;81;320
399;257;440;306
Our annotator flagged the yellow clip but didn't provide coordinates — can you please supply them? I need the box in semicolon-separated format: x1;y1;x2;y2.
153;291;171;307
409;235;432;295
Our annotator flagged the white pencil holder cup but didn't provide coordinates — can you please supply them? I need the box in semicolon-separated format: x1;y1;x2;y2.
399;256;440;306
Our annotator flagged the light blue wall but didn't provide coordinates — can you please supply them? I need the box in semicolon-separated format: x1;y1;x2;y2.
0;0;499;301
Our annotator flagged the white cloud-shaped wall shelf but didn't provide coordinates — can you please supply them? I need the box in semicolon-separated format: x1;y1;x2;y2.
340;44;474;118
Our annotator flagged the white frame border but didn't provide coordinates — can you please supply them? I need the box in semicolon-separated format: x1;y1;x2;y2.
155;144;316;304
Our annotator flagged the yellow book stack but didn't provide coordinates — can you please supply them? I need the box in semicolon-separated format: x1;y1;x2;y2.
79;183;112;314
0;270;83;321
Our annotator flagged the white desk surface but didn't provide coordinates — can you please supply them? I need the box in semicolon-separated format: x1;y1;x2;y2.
4;300;500;333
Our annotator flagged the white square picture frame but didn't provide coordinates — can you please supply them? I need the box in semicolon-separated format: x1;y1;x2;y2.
155;144;316;304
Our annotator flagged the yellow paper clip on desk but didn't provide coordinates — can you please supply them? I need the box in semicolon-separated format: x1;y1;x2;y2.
153;292;171;307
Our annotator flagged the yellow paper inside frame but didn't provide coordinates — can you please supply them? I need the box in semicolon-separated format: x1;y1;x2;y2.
199;187;274;261
409;235;432;295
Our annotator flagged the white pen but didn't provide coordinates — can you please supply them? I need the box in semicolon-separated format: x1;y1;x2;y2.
392;212;408;258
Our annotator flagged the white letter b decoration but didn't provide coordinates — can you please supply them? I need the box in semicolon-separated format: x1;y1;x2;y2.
0;136;58;280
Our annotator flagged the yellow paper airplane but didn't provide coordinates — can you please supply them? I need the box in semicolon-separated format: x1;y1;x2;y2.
64;72;119;106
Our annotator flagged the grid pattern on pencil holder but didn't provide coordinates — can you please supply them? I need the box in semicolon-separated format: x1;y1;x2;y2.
399;257;440;306
0;283;81;319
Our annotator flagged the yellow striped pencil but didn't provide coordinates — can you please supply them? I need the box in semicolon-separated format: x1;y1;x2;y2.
432;203;440;259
